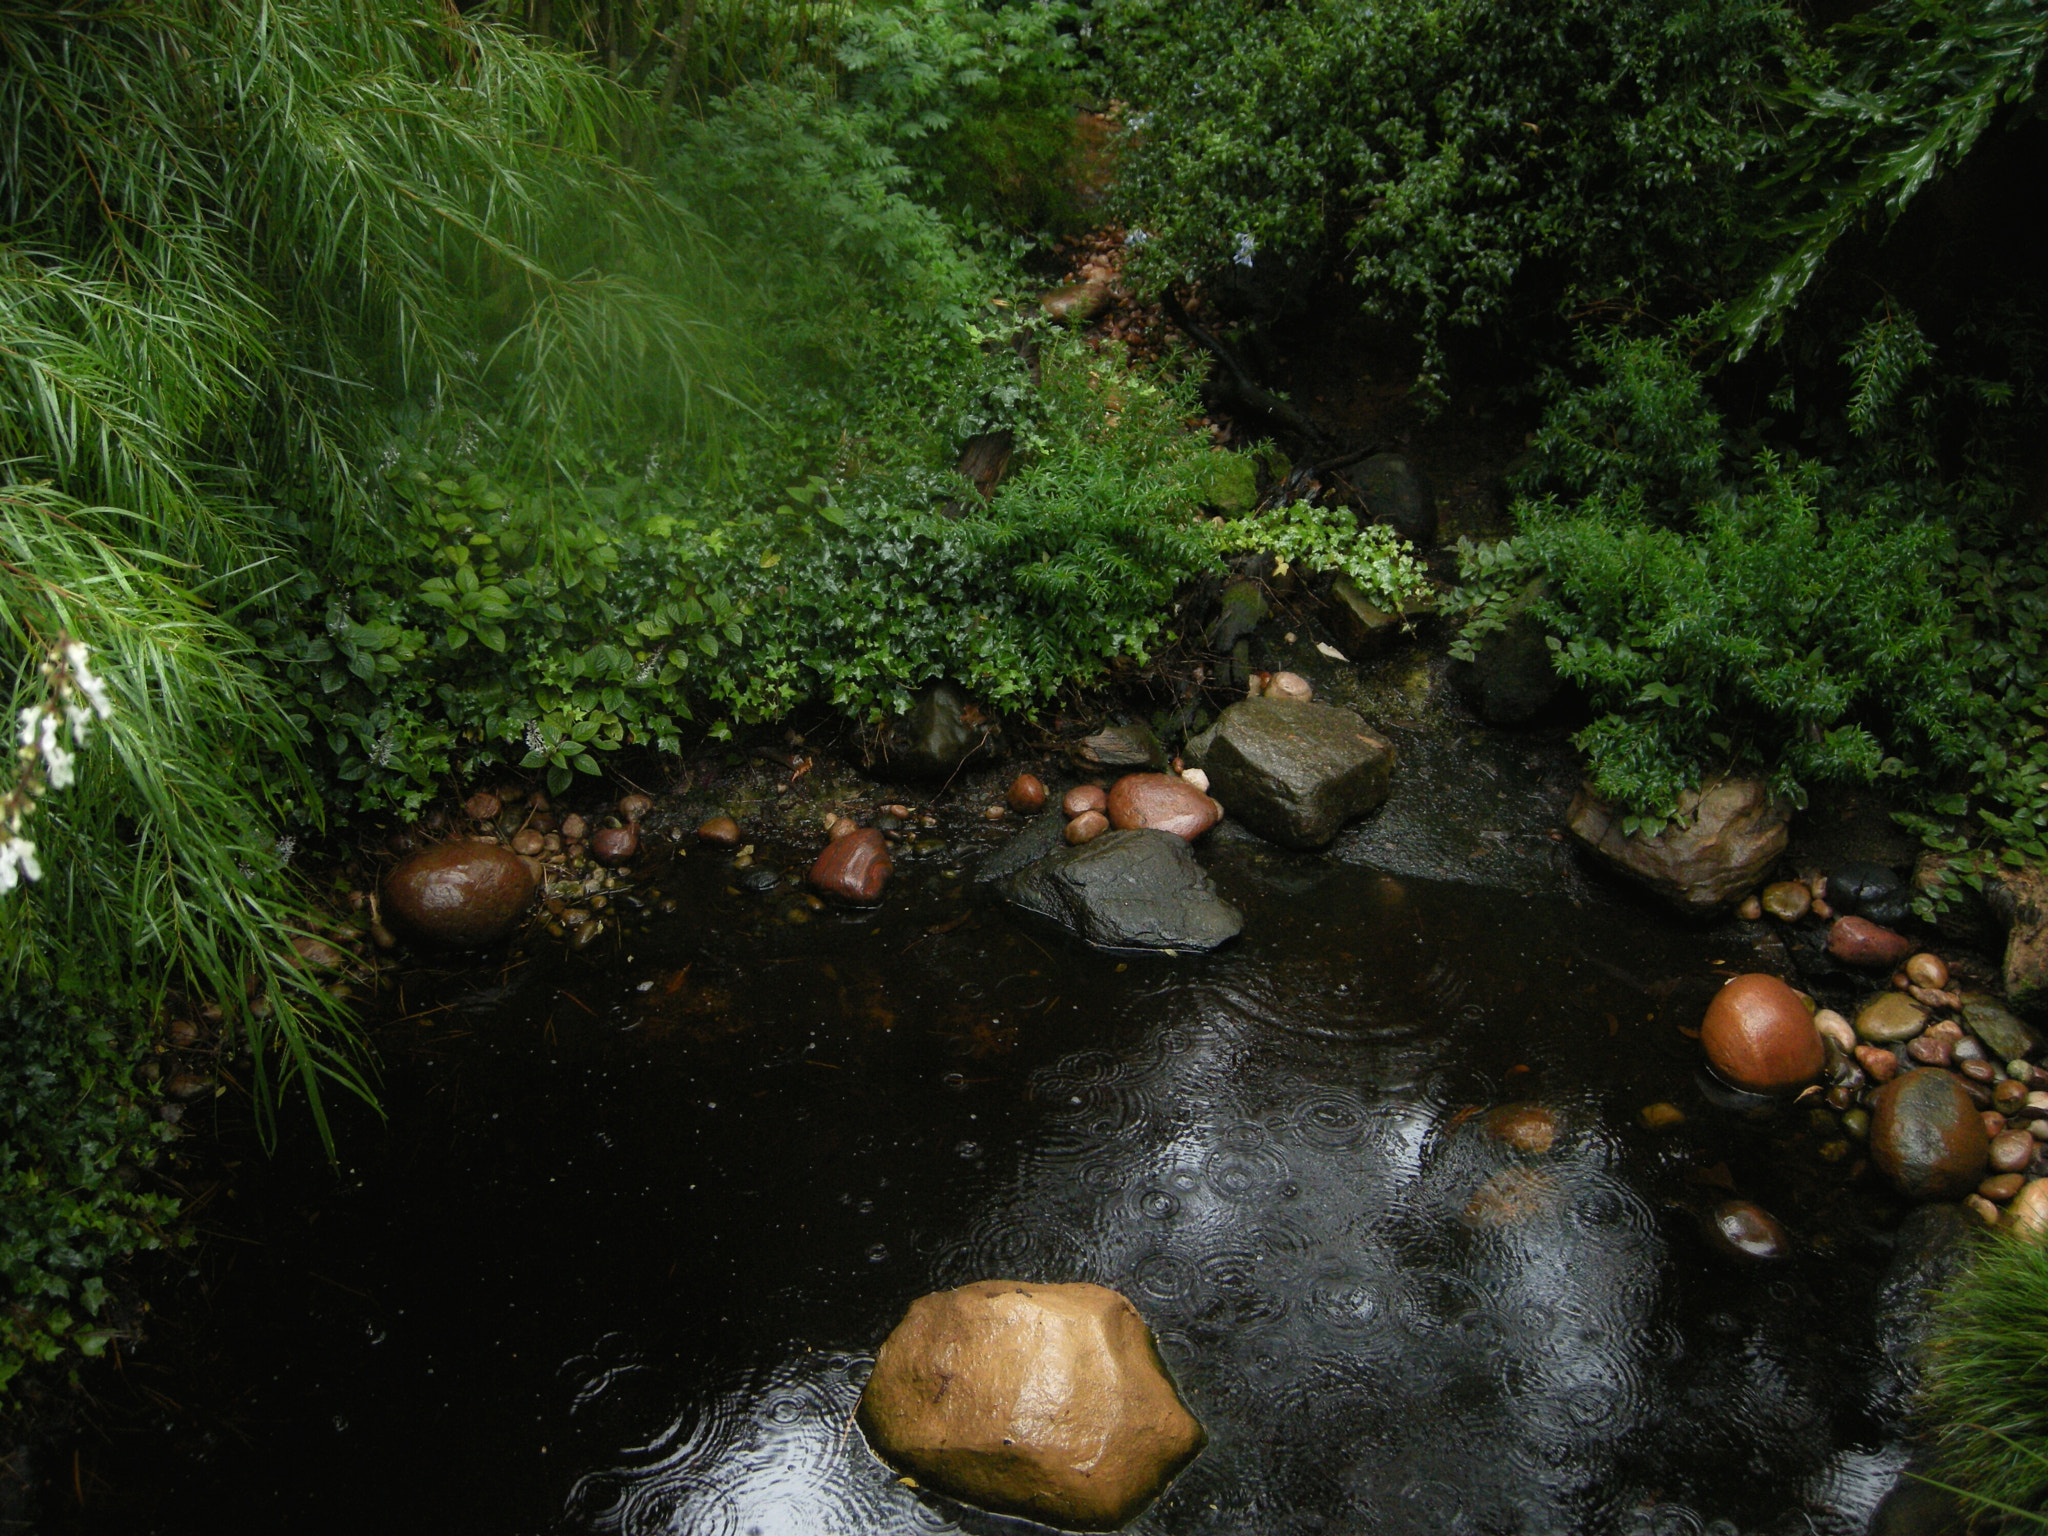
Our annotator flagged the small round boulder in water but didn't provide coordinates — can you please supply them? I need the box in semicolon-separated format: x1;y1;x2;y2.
1870;1068;1991;1201
383;841;537;947
858;1281;1205;1531
1701;974;1823;1094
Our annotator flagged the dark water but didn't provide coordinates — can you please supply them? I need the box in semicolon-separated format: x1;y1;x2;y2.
60;822;1915;1535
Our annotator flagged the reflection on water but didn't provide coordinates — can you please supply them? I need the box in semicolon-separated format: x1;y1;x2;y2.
64;836;1908;1535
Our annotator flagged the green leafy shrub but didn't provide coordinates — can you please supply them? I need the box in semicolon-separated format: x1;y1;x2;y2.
275;335;1229;807
1;986;177;1397
1212;500;1433;614
1098;0;1806;396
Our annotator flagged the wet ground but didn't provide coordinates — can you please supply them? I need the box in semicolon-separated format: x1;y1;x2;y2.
48;660;1927;1534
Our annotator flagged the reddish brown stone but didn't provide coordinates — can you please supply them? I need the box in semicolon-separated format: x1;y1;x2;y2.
810;827;893;905
464;790;503;823
1870;1069;1991;1200
591;823;638;867
1983;1111;2009;1139
1907;1033;1954;1067
1855;1044;1901;1083
1106;773;1221;841
1827;916;1913;969
383;841;537;948
697;815;741;847
1981;1172;2025;1202
1701;974;1825;1094
1704;1199;1790;1261
1007;774;1048;814
1484;1103;1558;1154
1992;1129;2037;1173
511;828;545;857
1906;952;1949;989
1065;810;1110;846
1063;784;1108;818
617;793;653;822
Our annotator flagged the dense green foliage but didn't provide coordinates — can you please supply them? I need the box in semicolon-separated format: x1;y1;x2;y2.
1453;334;1972;823
1098;0;1806;396
0;989;174;1395
1921;1234;2048;1523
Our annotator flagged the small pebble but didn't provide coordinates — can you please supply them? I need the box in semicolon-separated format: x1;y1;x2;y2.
465;790;503;822
166;1019;200;1047
1063;784;1108;817
1980;1173;2025;1202
1952;1036;1986;1062
1817;1138;1851;1163
2033;1119;2048;1143
571;919;605;949
1906;1034;1953;1067
1991;1130;2036;1173
1761;881;1811;922
1265;671;1313;702
697;816;741;847
1961;1058;2000;1084
1811;897;1833;920
1854;1044;1900;1083
617;793;653;823
1813;1009;1855;1054
1180;767;1211;794
591;824;638;866
1736;896;1763;921
1995;1079;2030;1113
560;813;589;841
1905;952;1949;989
1825;1083;1856;1111
1007;774;1047;814
828;816;858;841
1638;1102;1685;1131
882;803;913;819
1983;1111;2009;1138
2012;1059;2035;1082
1065;810;1110;846
165;1071;214;1102
1705;1200;1790;1261
512;829;546;857
1965;1194;2002;1228
983;804;1008;821
1840;1107;1870;1140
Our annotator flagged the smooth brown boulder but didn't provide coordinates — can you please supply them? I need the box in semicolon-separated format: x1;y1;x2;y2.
382;841;537;948
809;827;893;904
1700;974;1824;1094
1566;776;1790;913
858;1281;1204;1531
1870;1069;1991;1200
1827;916;1913;969
1106;774;1220;842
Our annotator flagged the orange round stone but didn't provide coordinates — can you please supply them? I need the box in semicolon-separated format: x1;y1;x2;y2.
1700;973;1824;1094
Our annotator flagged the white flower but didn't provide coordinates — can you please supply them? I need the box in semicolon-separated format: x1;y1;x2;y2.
62;641;112;722
0;835;42;893
275;835;299;864
1233;232;1256;268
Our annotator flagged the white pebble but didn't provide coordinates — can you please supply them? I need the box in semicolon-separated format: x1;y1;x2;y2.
1180;768;1211;793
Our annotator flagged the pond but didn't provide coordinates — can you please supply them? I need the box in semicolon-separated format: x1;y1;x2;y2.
58;667;1925;1535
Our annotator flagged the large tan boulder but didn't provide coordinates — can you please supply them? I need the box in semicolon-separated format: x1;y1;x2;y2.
1567;776;1790;913
857;1281;1205;1530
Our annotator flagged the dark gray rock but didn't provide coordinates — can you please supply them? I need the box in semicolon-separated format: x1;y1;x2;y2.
1829;860;1912;927
1873;1203;1977;1384
974;811;1069;886
1209;578;1269;652
1961;992;2043;1062
1353;453;1437;548
999;829;1242;953
1448;578;1560;725
875;681;999;779
1198;697;1395;850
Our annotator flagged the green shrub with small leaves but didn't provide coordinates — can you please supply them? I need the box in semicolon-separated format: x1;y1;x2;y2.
1213;501;1433;615
1;984;178;1398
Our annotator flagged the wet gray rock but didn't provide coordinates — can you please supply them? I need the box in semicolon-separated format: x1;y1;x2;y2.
1567;776;1790;913
1195;697;1395;850
1327;576;1408;656
875;681;999;779
1447;577;1560;725
1961;993;2042;1061
1873;1203;1977;1386
1828;861;1912;927
1353;453;1437;548
973;811;1069;886
999;829;1242;952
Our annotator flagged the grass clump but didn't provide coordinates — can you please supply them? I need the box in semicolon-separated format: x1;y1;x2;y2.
1921;1233;2048;1524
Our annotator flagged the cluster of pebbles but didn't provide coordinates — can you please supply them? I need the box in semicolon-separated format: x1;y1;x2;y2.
1706;864;2048;1237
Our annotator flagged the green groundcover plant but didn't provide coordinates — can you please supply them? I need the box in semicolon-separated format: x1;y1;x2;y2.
1921;1233;2048;1525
